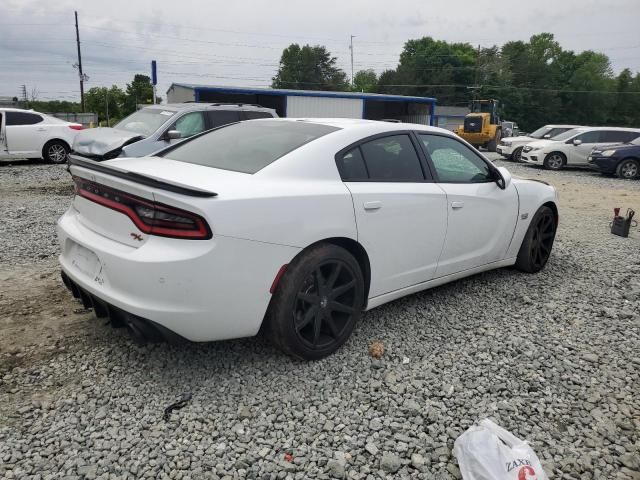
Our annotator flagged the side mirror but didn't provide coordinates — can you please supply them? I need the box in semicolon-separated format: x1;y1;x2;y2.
543;134;551;139
165;130;181;141
495;166;512;190
573;139;582;146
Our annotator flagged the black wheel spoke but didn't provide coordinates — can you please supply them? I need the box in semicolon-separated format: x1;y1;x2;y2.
330;280;355;299
296;305;317;330
297;292;319;303
312;309;323;346
326;263;342;288
324;312;340;337
314;268;325;292
329;300;354;314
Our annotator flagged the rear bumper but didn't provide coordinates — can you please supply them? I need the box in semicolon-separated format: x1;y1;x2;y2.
57;207;300;342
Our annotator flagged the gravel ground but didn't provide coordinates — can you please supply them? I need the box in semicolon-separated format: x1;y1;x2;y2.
1;156;639;479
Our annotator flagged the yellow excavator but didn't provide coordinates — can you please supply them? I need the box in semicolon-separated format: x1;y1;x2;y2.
454;99;502;152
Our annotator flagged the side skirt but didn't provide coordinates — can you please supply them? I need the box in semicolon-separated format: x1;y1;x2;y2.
365;257;517;311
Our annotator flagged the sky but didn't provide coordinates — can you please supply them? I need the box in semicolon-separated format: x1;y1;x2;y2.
2;0;639;103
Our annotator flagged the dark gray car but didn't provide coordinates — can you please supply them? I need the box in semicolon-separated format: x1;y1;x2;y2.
72;103;277;160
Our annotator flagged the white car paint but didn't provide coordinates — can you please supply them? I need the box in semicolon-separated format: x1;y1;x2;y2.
496;124;579;158
0;108;82;161
57;118;557;343
521;126;640;167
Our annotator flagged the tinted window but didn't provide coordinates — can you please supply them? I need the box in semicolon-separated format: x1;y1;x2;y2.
244;111;273;120
547;128;572;138
420;134;492;183
6;111;43;125
338;147;368;180
163;120;339;174
359;135;424;181
575;131;601;143
173;112;206;138
599;130;639;143
208;110;241;128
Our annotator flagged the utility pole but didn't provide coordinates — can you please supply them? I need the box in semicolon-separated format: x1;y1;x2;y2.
349;35;356;87
105;89;110;127
473;44;481;99
20;85;28;108
75;11;85;112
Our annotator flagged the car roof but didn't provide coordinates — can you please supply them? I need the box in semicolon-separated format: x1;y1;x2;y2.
0;107;42;113
545;124;581;128
268;117;454;135
570;126;640;132
143;103;276;113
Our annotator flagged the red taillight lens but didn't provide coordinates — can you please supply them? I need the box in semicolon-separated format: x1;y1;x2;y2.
73;176;212;240
69;124;84;130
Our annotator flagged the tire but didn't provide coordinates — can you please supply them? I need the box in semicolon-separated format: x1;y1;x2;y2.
515;206;557;273
267;243;365;360
512;146;523;162
43;140;70;164
487;129;501;152
615;158;640;179
543;152;566;170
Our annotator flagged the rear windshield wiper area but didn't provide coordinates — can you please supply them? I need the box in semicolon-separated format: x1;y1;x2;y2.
67;155;218;198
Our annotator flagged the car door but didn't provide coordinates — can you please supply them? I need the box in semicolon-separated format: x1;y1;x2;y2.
337;133;448;298
207;110;242;129
5;111;46;157
417;133;519;278
566;130;602;165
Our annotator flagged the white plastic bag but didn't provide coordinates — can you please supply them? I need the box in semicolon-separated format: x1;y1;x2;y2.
453;419;548;480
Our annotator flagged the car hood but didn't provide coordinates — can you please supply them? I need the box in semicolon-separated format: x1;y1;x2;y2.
72;127;145;158
524;139;553;149
503;135;533;143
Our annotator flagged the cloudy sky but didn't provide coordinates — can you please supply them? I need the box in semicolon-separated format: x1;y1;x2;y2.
2;0;639;102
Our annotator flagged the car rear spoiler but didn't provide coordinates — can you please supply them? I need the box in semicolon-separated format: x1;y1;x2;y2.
67;155;218;198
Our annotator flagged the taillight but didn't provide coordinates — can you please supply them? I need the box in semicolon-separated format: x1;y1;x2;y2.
73;176;212;240
69;124;83;130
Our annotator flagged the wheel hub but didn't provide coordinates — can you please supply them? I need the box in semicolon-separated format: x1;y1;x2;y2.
320;297;328;309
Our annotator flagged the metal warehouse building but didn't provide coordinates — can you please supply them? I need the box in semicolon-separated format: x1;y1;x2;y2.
166;83;437;125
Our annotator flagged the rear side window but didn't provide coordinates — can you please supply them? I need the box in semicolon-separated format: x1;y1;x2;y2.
162;120;340;174
337;147;368;180
208;110;241;128
244;111;273;120
359;135;424;181
600;130;639;143
6;111;43;125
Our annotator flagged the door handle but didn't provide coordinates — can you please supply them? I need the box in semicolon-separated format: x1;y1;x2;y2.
364;201;382;211
451;201;464;209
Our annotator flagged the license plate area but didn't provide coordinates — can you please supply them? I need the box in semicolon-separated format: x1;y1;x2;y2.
68;241;104;284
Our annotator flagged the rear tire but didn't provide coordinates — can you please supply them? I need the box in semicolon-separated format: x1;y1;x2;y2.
515;206;557;273
512;146;523;162
267;244;364;360
43;140;69;164
615;158;639;179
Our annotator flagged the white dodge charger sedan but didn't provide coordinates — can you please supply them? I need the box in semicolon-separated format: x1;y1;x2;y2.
58;119;558;359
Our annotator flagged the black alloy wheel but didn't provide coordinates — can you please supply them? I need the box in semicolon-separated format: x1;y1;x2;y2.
516;206;557;273
267;244;364;360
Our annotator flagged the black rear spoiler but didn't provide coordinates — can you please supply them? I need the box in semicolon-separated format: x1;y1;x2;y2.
68;155;218;198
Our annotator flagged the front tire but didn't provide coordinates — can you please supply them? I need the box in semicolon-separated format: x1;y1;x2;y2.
616;158;639;179
267;244;364;360
543;152;566;170
43;140;69;164
515;206;557;273
512;146;523;162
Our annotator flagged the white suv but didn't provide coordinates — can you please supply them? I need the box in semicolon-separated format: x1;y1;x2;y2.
497;124;579;161
521;127;640;170
0;108;83;163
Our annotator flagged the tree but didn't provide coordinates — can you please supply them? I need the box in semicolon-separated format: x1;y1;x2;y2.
85;85;127;123
352;69;378;92
124;74;154;115
272;44;349;91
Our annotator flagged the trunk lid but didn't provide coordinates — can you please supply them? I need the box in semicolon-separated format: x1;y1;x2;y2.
68;156;247;247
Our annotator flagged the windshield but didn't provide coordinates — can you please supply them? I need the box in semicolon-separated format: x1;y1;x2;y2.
631;137;640;146
529;126;553;139
162;120;340;174
551;128;584;142
114;108;176;136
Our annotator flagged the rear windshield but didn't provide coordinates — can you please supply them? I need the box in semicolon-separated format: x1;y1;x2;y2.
162;120;340;174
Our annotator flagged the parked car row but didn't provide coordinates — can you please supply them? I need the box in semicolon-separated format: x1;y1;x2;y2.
497;124;640;179
0;104;278;164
